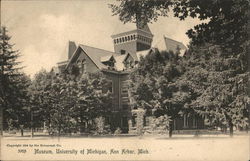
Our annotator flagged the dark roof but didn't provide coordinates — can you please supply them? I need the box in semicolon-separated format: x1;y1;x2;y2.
164;36;187;53
66;44;119;69
79;44;119;69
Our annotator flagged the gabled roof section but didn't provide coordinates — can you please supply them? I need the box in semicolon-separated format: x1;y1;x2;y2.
66;44;119;70
153;36;187;56
114;54;127;63
100;55;115;63
114;53;135;71
136;49;152;61
114;54;127;71
79;45;119;69
164;36;187;52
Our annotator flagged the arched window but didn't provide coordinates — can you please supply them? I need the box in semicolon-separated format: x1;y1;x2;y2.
122;37;125;42
125;37;127;41
114;39;116;44
128;36;130;41
133;35;136;39
119;38;122;43
131;35;133;40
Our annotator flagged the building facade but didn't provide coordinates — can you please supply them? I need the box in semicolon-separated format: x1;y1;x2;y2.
56;24;204;133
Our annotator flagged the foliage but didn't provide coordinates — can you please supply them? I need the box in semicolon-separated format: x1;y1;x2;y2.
28;70;112;135
110;0;249;137
94;116;111;135
109;0;173;27
129;50;189;137
114;127;122;135
110;0;249;53
150;115;171;132
0;27;31;132
180;44;249;135
74;72;112;132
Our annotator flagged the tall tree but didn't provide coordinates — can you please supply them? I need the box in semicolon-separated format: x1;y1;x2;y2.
75;72;112;133
110;0;250;136
129;50;189;137
30;70;78;136
180;44;249;136
0;27;30;135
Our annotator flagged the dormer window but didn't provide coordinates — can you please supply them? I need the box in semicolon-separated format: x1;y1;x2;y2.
101;55;116;70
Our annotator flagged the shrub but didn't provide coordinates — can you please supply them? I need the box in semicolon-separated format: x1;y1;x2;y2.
94;117;111;135
114;127;122;135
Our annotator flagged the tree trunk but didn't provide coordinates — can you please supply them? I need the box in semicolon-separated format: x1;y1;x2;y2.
228;120;234;137
20;125;24;137
169;121;173;138
31;111;34;138
80;119;85;133
0;107;3;136
21;129;23;137
58;124;61;137
229;122;234;137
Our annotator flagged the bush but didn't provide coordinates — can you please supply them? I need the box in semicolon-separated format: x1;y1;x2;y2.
94;117;111;135
150;115;171;132
114;127;122;135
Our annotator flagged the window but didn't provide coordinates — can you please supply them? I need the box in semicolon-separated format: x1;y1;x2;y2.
120;49;126;55
183;114;188;128
81;59;86;73
125;37;127;41
128;36;130;41
105;116;111;124
114;39;116;44
133;35;136;39
143;116;146;126
122;37;125;42
125;59;133;69
131;35;133;40
119;38;122;43
132;115;137;127
108;81;113;93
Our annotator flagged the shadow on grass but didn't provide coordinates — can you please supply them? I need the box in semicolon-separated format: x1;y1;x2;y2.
2;134;139;140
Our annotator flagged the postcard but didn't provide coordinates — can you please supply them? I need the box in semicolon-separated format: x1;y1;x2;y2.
1;0;249;161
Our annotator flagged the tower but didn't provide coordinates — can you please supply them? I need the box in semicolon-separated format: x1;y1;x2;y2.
111;24;153;55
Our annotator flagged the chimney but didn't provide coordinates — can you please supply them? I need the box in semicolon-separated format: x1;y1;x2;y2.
68;41;77;59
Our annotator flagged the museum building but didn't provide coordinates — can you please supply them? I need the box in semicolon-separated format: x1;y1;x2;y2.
55;24;205;133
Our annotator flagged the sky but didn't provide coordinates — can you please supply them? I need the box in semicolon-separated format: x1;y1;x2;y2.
2;0;202;77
